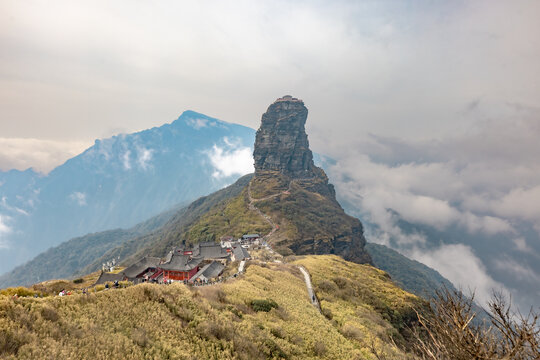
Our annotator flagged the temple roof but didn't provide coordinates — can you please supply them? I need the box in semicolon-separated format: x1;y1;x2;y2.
194;242;230;259
232;246;250;261
123;256;161;279
189;261;225;282
159;253;202;271
94;272;124;285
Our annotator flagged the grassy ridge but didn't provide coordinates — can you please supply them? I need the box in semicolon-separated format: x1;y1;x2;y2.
294;256;425;356
365;243;456;300
185;188;272;242
0;206;180;288
0;255;421;359
79;175;254;273
182;172;371;264
249;171;289;199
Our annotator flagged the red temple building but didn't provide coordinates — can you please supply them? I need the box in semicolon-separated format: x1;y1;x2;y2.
159;253;202;281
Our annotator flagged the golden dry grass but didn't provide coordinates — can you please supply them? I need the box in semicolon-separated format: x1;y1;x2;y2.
0;255;420;359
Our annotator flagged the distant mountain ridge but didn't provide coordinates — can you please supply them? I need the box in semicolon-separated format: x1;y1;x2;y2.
0;98;460;305
0;111;255;274
1;171;460;307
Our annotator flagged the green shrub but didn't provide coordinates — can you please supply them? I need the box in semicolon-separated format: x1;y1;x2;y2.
73;278;84;284
262;338;288;359
250;298;278;312
228;305;243;319
270;326;285;339
317;279;338;293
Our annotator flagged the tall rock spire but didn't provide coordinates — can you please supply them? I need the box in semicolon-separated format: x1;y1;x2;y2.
250;96;372;265
253;95;317;178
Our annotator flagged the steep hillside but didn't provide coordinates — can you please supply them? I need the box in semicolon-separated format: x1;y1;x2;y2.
0;204;181;288
248;96;371;264
365;243;456;299
253;171;371;264
82;96;372;272
0;174;254;288
0;110;255;275
0;255;423;359
80;174;254;274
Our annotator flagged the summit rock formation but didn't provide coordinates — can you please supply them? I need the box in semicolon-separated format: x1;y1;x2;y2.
253;95;317;178
250;95;372;264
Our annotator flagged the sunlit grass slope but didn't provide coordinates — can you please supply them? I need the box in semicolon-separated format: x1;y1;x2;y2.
0;255;421;359
185;188;272;242
294;255;425;356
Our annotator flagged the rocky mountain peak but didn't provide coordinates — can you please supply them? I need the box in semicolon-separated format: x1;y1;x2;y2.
253;95;317;178
250;97;372;265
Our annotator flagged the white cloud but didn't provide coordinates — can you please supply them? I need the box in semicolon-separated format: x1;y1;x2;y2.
122;150;131;170
513;238;532;253
0;138;90;174
2;1;539;145
0;214;12;249
186;118;214;130
136;148;153;171
458;213;514;235
409;244;507;307
493;258;540;283
206;138;254;179
491;185;540;224
1;196;30;216
329;154;514;239
324;113;540;309
69;192;87;206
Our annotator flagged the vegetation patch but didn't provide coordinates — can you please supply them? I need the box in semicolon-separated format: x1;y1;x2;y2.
249;298;279;312
294;255;425;358
184;188;271;243
0;287;42;298
0;256;432;359
249;171;289;199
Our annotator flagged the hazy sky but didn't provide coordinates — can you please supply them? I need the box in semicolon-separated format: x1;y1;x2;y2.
1;1;540;307
1;0;538;172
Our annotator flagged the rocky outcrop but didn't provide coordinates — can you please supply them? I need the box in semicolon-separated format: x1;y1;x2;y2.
251;96;372;265
254;95;317;178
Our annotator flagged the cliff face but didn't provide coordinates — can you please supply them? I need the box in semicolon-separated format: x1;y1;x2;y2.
251;96;372;264
163;95;371;264
254;95;317;178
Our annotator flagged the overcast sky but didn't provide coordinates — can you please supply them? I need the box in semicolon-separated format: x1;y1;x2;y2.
1;0;540;307
1;0;538;172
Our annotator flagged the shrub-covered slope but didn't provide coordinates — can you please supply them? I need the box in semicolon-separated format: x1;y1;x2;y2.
255;172;371;264
0;206;180;288
365;243;456;299
80;174;254;273
0;255;423;359
0;111;255;276
181;171;372;264
0;175;253;288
